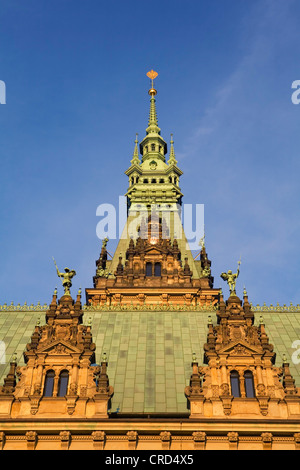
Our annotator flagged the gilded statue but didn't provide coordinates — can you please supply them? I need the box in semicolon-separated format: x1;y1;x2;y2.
220;259;241;295
102;237;109;248
52;257;76;296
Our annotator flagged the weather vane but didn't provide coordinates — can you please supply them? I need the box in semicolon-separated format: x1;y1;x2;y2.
147;70;158;95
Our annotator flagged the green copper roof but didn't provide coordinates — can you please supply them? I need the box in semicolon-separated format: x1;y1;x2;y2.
1;305;300;413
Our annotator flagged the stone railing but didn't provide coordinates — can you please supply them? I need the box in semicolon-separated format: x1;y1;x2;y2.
250;302;300;312
0;302;49;311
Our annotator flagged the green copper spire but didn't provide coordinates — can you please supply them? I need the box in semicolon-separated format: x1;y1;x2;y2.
139;71;167;163
125;71;183;210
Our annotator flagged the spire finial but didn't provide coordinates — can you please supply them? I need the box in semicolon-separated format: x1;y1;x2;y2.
147;69;158;96
130;133;140;165
145;71;160;136
168;133;177;165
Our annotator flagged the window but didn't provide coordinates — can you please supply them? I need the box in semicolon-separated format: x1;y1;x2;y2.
244;371;255;398
44;370;55;397
154;262;161;276
146;262;152;277
230;370;241;397
58;370;69;397
151;144;155;151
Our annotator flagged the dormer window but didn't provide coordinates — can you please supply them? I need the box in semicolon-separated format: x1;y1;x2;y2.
145;262;161;277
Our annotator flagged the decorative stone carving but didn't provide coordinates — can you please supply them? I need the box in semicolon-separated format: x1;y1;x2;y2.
0;288;113;419
160;431;171;450
261;432;273;450
26;431;37;450
192;431;206;450
92;431;105;450
228;432;239;450
59;431;71;450
127;431;138;450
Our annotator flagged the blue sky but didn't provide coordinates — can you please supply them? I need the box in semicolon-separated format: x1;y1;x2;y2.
0;0;300;306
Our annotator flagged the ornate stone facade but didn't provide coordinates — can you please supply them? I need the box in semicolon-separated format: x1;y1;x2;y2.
0;290;113;419
87;219;218;308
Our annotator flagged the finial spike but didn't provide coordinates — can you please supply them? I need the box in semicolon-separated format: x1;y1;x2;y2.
168;133;177;165
131;134;140;165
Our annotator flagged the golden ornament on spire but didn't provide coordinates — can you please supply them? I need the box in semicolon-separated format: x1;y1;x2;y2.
147;69;158;96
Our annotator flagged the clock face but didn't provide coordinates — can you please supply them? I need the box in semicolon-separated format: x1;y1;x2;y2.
150;160;157;170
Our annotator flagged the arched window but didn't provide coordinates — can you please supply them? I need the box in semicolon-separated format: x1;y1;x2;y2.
43;370;55;397
58;370;69;397
154;262;161;276
230;370;241;397
146;262;152;277
244;370;255;398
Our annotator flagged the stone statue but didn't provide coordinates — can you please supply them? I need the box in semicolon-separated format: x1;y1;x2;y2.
220;260;241;296
52;258;76;296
